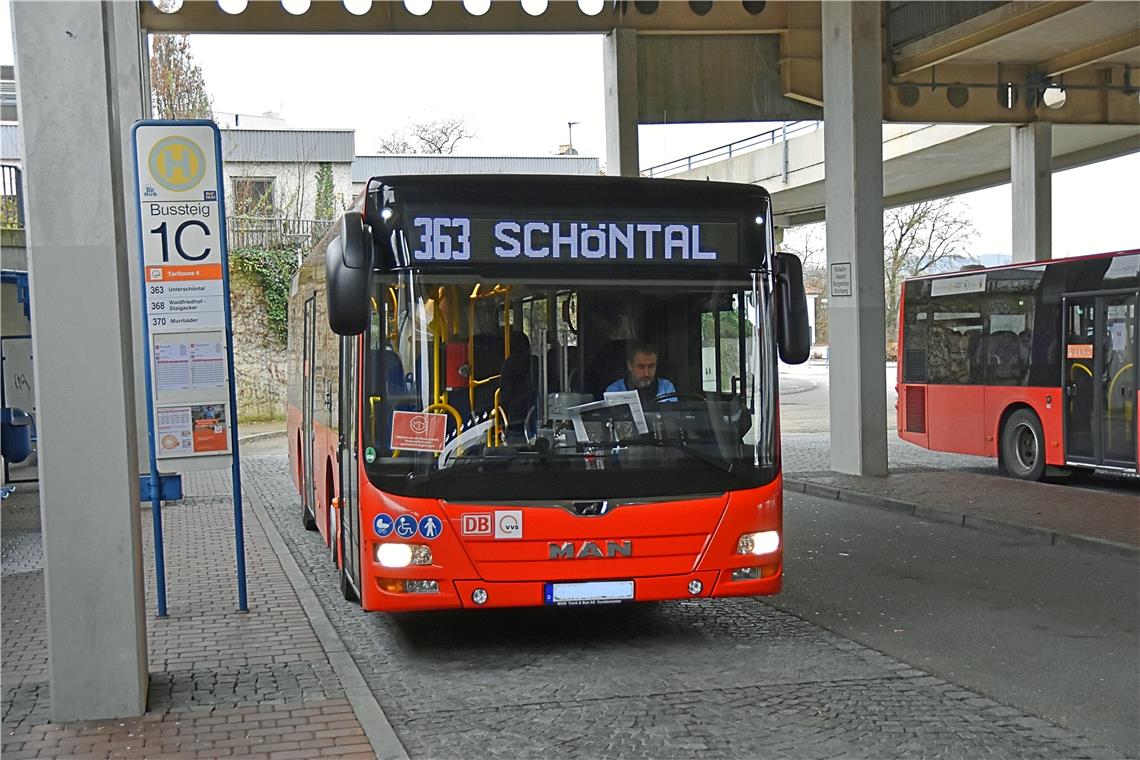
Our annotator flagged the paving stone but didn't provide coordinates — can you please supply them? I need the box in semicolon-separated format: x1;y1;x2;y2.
244;451;1126;760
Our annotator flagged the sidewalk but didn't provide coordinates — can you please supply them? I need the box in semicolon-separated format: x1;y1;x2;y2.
1;449;389;759
783;434;1139;559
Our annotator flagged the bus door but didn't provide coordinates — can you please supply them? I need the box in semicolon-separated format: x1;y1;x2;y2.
1063;292;1138;470
302;295;317;514
338;334;360;594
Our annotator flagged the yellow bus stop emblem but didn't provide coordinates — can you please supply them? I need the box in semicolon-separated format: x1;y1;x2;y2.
148;136;206;192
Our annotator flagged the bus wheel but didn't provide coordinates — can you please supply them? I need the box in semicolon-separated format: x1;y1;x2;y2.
1001;409;1046;481
339;565;359;603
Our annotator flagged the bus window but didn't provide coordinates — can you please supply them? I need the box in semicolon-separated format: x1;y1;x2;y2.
362;276;765;501
928;296;983;384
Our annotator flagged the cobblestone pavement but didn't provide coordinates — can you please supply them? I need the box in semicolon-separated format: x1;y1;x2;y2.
245;452;1127;760
1;469;373;759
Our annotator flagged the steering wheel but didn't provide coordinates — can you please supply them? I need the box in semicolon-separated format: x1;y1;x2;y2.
653;391;708;403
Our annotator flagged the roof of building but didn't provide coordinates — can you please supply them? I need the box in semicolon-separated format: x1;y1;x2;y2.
221;128;354;164
351;154;600;183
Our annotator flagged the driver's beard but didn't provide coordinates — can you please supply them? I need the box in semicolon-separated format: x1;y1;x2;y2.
633;376;654;390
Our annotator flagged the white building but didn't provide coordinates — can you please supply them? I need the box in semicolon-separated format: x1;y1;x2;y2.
350;154;601;197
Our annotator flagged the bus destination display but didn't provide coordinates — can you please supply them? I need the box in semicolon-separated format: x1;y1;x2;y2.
400;215;741;266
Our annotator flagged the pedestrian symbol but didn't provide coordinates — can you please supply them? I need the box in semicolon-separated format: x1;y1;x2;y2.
394;514;417;539
418;515;443;540
373;513;394;537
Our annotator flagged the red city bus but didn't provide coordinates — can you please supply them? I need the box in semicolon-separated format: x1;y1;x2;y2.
897;249;1139;480
286;174;810;611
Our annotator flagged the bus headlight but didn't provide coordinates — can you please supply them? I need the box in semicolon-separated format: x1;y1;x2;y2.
375;543;433;567
736;530;780;555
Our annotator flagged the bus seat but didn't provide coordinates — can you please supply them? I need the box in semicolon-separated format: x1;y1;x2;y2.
471;333;504;414
586;339;628;398
988;330;1023;382
499;334;540;444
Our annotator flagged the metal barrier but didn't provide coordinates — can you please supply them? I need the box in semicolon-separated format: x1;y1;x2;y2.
226;216;333;250
642;121;820;179
1;164;24;229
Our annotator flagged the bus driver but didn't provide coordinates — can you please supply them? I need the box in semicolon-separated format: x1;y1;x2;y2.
606;342;678;405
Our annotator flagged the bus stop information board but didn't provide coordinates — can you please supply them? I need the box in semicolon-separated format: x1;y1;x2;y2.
133;122;235;473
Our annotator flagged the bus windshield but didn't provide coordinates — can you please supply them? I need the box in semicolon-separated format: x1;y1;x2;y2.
363;273;773;500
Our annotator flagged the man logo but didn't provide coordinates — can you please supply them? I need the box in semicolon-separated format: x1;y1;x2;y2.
148;136;206;192
548;540;633;560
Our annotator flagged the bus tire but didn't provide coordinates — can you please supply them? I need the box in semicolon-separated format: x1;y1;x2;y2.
1000;409;1046;481
339;564;359;603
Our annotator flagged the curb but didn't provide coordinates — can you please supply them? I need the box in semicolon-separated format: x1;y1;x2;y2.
244;487;411;760
784;477;1139;562
238;430;287;445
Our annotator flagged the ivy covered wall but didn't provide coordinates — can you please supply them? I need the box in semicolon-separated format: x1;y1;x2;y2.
227;247;297;421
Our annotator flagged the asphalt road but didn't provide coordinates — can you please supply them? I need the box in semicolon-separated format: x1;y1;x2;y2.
242;446;1135;759
773;491;1140;756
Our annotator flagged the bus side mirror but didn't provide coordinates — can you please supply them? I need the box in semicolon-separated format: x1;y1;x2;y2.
774;251;810;365
326;211;374;336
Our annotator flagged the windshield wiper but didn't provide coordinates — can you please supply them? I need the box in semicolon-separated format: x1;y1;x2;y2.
588;438;745;478
406;450;595;483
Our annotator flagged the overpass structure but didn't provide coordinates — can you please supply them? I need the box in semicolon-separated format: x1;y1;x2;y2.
9;0;1140;721
649;121;1140;227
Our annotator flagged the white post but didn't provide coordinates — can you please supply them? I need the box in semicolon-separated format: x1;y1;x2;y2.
604;28;640;178
1011;123;1052;263
822;1;889;476
11;0;149;719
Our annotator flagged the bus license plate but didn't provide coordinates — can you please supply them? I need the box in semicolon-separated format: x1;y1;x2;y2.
544;580;634;606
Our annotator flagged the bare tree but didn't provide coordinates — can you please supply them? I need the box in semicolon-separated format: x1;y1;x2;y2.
780;222;826;291
149;34;213;120
776;200;977;353
883;198;977;348
378;118;475;154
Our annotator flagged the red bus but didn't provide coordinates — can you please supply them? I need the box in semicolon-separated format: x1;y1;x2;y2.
286;174;810;611
897;249;1139;480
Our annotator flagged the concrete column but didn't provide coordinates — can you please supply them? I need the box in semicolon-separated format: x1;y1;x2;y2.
821;1;888;476
604;28;639;177
12;0;148;720
1011;123;1052;262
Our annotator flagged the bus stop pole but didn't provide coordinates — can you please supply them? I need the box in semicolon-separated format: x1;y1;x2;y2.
215;126;248;613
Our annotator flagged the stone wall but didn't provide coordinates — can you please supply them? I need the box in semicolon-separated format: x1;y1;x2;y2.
229;268;287;421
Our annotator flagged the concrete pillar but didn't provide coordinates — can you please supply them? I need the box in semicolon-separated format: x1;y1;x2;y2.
821;1;888;476
604;28;639;177
12;0;149;720
1011;123;1052;263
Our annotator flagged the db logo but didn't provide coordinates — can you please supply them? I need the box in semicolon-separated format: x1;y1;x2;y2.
462;513;492;536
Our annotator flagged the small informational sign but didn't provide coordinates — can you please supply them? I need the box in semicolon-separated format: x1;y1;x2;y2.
133;121;235;473
495;510;523;539
1067;343;1094;360
830;263;852;297
931;273;986;297
1111;322;1127;351
390;411;449;452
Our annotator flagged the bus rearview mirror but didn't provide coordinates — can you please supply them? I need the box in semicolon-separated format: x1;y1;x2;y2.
326;211;374;336
774;251;810;365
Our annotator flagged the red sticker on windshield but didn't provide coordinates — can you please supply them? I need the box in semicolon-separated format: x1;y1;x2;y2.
390;411;448;452
1067;344;1093;359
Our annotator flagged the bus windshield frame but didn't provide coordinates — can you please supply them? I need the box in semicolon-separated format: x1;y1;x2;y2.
362;271;777;501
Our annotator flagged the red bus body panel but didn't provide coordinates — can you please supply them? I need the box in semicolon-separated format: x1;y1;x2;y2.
287;400;783;612
354;475;783;612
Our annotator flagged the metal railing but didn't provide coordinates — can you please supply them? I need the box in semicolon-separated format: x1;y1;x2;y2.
1;164;24;229
226;216;333;250
642;121;820;179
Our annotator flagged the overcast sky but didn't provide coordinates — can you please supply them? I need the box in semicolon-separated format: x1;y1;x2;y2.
2;8;1137;259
